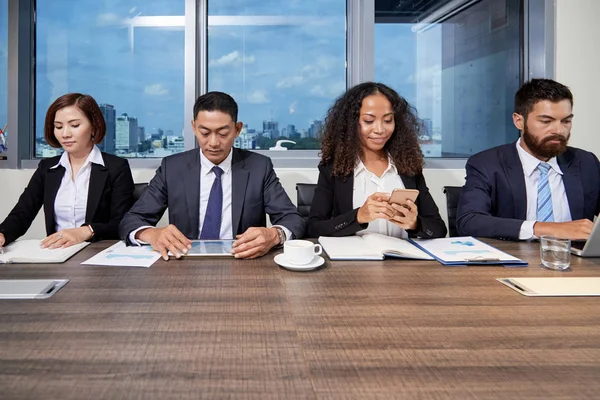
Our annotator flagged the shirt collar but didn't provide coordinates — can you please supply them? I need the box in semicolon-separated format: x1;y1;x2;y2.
50;145;104;170
200;148;233;176
354;156;397;178
515;138;563;177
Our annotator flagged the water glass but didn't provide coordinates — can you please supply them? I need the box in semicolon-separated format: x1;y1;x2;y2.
540;236;571;270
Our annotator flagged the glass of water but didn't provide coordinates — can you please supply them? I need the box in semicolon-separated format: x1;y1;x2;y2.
540;236;571;270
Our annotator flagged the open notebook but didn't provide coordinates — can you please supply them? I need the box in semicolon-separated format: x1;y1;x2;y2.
0;240;89;263
318;233;433;261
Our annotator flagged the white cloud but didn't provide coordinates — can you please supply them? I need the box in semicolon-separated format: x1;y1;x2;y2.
310;81;345;99
247;90;269;104
289;101;298;114
276;56;342;89
144;84;169;97
209;51;255;68
96;13;121;26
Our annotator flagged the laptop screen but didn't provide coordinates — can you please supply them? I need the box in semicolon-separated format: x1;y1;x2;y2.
572;241;586;251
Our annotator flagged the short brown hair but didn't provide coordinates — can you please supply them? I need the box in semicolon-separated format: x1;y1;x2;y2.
44;93;106;148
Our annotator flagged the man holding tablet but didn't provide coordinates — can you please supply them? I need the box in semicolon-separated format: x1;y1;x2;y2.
119;92;305;260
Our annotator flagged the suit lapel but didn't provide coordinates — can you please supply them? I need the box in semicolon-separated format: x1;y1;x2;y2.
44;165;65;233
85;162;108;223
503;144;527;219
185;151;201;238
559;150;582;220
231;149;249;236
400;175;416;190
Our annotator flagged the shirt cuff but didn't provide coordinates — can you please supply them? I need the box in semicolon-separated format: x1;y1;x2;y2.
128;226;153;245
518;220;536;240
273;225;293;241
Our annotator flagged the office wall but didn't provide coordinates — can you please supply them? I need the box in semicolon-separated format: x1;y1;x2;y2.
555;0;600;156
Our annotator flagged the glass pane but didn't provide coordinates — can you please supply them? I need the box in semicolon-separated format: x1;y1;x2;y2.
375;0;522;157
35;0;186;158
0;0;7;160
208;0;346;150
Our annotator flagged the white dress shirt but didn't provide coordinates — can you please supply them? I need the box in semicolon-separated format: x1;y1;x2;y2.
52;145;104;232
516;138;572;240
199;149;234;239
352;158;408;239
130;148;291;244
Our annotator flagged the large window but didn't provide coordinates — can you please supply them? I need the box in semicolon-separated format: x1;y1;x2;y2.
4;0;551;165
207;0;346;150
0;0;7;160
35;0;187;158
375;0;522;157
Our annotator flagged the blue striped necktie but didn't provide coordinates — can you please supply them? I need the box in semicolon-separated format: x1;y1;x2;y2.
200;166;223;239
536;162;554;222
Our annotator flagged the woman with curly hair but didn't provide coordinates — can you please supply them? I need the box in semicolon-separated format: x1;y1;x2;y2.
307;82;447;239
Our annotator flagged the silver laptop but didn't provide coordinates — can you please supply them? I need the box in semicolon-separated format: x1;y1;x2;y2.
571;218;600;257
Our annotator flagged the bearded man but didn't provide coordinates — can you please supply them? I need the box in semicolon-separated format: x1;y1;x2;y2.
457;78;600;240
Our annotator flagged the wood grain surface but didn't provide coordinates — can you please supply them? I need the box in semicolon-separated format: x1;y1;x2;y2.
1;240;599;399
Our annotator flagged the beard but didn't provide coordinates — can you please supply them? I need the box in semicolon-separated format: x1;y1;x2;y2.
522;125;569;159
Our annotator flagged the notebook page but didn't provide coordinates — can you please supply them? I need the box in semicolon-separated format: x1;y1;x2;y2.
318;236;382;260
0;240;89;263
360;233;434;260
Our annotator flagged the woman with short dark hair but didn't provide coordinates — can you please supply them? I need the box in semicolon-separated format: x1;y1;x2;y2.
307;82;447;239
0;93;134;248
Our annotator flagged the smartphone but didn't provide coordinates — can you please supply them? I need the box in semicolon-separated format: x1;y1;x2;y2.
389;188;419;205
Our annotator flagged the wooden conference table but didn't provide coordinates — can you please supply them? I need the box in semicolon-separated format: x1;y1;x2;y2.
1;240;600;399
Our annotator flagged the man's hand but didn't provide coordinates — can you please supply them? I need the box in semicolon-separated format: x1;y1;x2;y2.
40;227;93;249
137;224;192;261
534;219;594;240
0;233;5;248
231;227;279;259
389;200;419;230
356;192;395;224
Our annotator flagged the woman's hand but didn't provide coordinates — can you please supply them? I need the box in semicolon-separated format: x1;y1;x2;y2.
390;200;419;230
356;192;396;224
40;227;93;249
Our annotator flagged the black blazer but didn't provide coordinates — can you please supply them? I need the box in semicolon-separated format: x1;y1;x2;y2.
0;152;134;245
457;142;600;240
307;162;447;238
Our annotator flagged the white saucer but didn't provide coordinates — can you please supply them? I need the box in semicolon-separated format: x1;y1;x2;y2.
274;254;325;271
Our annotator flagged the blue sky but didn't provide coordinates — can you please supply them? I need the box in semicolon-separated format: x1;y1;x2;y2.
0;0;423;140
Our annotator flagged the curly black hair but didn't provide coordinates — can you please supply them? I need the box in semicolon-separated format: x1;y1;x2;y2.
319;82;424;178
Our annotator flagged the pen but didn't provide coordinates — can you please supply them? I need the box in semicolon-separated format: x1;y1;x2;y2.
506;280;528;293
464;257;500;262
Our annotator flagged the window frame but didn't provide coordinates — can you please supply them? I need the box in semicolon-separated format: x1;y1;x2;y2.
6;0;554;170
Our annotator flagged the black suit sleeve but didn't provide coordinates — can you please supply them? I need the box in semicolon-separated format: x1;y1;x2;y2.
307;165;367;238
88;159;134;241
456;158;523;239
119;158;170;243
406;172;447;239
0;162;46;245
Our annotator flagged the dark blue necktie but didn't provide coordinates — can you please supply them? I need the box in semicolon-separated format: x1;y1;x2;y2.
200;166;223;239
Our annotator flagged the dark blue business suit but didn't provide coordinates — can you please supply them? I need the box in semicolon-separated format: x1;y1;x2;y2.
457;142;600;240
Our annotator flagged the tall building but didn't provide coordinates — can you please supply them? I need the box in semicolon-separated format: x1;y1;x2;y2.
138;126;146;143
262;120;279;139
116;113;138;152
308;120;323;139
286;124;297;138
99;104;115;153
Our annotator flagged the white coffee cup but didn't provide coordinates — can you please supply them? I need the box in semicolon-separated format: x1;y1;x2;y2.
283;240;322;265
